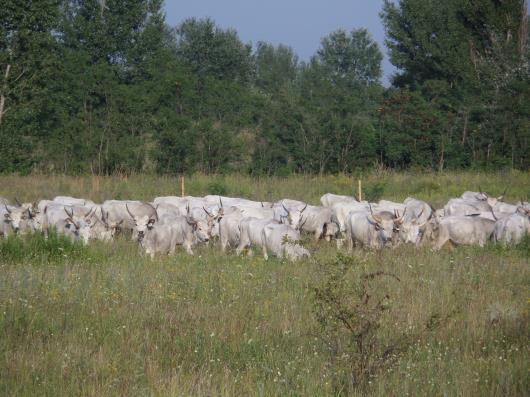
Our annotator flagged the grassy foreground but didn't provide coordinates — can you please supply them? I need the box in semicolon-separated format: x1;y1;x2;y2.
0;171;529;396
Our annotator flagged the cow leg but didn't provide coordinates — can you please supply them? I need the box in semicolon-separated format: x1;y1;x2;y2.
184;243;194;255
220;236;228;253
235;241;247;256
314;228;322;242
262;245;268;260
433;235;447;251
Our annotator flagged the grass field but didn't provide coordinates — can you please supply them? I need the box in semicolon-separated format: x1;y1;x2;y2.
0;171;529;396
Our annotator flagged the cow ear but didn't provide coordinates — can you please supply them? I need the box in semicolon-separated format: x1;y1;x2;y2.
65;223;71;229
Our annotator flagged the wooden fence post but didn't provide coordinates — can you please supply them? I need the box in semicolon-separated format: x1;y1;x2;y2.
358;179;362;202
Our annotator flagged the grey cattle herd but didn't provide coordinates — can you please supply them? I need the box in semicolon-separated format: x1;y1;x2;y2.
1;189;529;261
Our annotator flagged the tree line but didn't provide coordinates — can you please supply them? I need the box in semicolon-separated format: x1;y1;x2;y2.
0;0;528;175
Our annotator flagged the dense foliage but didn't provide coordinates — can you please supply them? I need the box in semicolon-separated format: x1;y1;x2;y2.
0;0;528;174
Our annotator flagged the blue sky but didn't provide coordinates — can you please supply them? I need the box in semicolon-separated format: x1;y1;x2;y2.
164;0;396;86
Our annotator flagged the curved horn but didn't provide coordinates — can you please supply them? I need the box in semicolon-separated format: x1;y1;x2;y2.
203;206;213;217
423;203;434;220
15;197;22;207
84;207;94;218
416;207;424;220
186;203;190;215
4;204;11;214
145;202;159;221
282;202;290;214
101;209;108;223
394;208;406;224
369;203;382;224
301;203;308;213
63;206;74;220
219;198;223;208
125;203;135;220
261;202;264;208
490;208;498;221
298;215;307;230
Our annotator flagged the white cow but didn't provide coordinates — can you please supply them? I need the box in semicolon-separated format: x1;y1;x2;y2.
298;205;339;241
345;206;404;250
493;207;530;245
433;216;496;250
102;200;158;238
260;223;310;261
330;201;370;233
236;217;278;256
53;196;96;207
141;214;210;258
320;193;359;208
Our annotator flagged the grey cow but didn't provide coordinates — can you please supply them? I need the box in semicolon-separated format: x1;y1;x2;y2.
345;206;404;250
102;200;158;238
236;217;278;256
298;205;339;241
142;214;210;258
493;207;530;246
433;216;496;250
260;223;310;261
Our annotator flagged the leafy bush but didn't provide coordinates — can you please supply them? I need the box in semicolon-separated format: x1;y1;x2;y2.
313;254;409;391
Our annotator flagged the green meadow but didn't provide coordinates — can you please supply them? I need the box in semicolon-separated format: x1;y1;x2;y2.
0;171;528;396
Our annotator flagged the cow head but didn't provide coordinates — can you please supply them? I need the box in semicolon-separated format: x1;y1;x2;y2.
62;207;87;242
281;202;307;230
126;203;158;240
86;209;113;241
478;186;507;207
4;204;31;234
187;204;209;242
396;208;432;245
517;206;530;218
367;204;396;245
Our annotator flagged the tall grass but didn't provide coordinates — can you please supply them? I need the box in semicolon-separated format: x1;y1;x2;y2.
0;172;529;396
0;170;528;207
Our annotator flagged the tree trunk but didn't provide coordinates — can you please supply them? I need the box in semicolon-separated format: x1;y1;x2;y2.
0;64;11;125
438;138;445;172
461;110;468;145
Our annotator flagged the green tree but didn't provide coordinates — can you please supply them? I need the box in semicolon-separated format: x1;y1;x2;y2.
0;0;61;172
254;41;299;94
174;17;253;84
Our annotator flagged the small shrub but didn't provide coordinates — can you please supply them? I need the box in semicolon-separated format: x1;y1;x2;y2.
313;254;406;391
